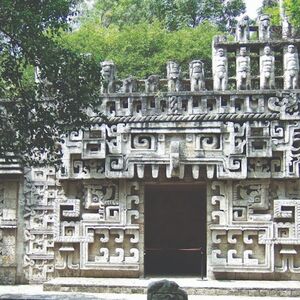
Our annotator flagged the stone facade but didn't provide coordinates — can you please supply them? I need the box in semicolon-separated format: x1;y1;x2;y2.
2;17;300;283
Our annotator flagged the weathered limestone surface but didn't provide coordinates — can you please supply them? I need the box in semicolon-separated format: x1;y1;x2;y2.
2;15;300;284
284;44;299;89
235;15;250;42
236;47;251;90
0;179;20;284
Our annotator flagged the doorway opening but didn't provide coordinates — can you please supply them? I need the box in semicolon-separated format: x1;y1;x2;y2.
144;184;206;277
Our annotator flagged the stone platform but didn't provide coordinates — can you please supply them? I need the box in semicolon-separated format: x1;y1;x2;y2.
43;277;300;297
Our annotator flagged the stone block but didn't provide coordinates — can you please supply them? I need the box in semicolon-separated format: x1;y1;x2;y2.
147;280;188;300
0;267;16;284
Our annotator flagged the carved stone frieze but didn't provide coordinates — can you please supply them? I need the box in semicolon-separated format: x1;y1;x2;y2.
209;180;300;275
3;15;300;284
23;168;57;283
51;180;141;274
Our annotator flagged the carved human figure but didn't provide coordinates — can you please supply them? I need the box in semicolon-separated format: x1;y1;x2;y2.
34;63;52;96
167;61;181;92
145;75;160;93
122;76;137;93
100;61;116;93
260;46;275;89
189;60;205;91
258;15;271;41
282;16;293;39
34;65;42;84
284;44;299;89
236;15;250;42
213;48;228;91
236;47;251;90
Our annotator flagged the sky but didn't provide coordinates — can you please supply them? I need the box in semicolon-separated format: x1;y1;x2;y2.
245;0;264;19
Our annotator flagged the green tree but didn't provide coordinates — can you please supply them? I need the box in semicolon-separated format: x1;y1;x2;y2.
83;0;246;31
61;20;220;79
285;0;300;27
258;0;300;27
0;0;101;166
0;0;242;167
258;0;281;25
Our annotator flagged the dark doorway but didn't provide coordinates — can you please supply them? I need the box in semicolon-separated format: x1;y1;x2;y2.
145;184;206;276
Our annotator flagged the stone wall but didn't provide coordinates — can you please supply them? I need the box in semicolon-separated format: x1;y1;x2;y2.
2;15;300;283
208;179;300;279
0;178;21;284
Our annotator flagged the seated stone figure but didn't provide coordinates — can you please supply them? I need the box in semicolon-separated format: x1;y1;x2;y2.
189;60;205;91
259;14;271;41
122;75;137;93
100;60;116;93
236;15;250;42
145;75;160;93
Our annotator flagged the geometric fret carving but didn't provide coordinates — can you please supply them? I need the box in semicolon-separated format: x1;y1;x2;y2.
4;16;300;284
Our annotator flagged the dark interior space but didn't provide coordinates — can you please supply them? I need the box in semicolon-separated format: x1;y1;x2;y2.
145;184;206;277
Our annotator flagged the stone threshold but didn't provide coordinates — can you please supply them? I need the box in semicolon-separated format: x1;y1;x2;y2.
43;277;300;297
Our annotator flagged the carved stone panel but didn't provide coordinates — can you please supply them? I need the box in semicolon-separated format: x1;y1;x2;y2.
0;181;19;284
3;15;300;284
209;179;300;278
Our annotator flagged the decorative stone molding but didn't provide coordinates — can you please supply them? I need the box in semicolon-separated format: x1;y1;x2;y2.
3;15;300;283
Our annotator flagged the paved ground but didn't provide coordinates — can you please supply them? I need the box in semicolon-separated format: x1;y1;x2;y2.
43;277;300;297
0;285;299;300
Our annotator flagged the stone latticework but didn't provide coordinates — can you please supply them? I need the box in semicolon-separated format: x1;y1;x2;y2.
3;17;300;283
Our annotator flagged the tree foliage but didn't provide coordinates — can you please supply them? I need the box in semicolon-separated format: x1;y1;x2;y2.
258;0;280;25
0;0;101;166
0;0;242;167
82;0;246;31
259;0;300;27
61;20;220;79
285;0;300;27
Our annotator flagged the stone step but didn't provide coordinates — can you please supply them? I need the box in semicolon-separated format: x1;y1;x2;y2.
43;277;300;297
